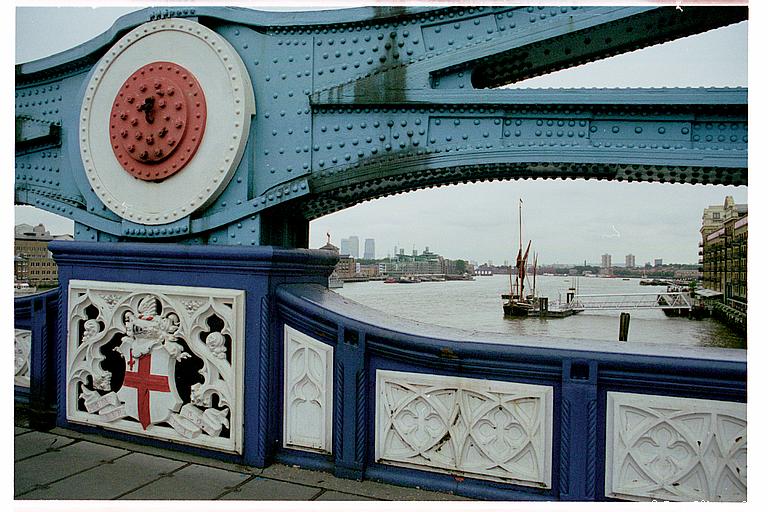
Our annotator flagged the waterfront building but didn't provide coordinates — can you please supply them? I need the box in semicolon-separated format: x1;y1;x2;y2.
358;264;380;278
363;238;375;260
319;233;339;253
600;254;612;269
700;197;747;303
14;255;29;284
701;195;747;239
14;223;72;287
674;269;700;280
380;246;469;276
318;234;356;280
336;255;356;278
625;254;636;268
654;258;663;267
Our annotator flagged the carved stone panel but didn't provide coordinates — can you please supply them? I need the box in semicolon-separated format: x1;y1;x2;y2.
66;280;244;453
605;391;746;502
283;325;333;453
15;329;32;387
376;369;553;488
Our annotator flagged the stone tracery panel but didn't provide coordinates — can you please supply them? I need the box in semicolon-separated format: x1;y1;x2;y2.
375;369;553;488
283;325;333;453
66;280;244;453
605;391;746;502
15;329;32;387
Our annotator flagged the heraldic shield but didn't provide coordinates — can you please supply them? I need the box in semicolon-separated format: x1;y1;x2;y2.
117;345;183;430
114;297;185;430
67;281;244;453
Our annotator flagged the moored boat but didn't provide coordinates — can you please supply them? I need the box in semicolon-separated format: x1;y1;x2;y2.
503;199;536;317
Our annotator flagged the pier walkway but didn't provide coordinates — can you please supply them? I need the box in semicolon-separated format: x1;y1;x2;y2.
568;292;692;311
14;409;470;502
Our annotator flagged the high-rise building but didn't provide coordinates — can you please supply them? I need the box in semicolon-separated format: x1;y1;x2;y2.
363;238;375;260
601;254;612;269
625;254;636;268
348;236;359;258
340;238;352;256
654;258;663;267
340;236;359;257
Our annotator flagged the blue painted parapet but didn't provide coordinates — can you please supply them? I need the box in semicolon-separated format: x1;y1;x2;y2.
16;243;746;500
48;240;336;467
14;288;59;428
275;283;746;501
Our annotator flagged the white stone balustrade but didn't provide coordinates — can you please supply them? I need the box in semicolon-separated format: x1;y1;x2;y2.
66;280;245;453
375;369;553;488
605;391;746;502
282;325;334;453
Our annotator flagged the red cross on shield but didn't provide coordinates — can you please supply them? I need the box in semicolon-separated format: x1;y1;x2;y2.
118;346;182;430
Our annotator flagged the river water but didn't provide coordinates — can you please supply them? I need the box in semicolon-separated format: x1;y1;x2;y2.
337;275;746;349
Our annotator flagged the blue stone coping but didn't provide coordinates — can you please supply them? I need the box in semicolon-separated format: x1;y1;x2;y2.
48;241;339;277
276;282;746;372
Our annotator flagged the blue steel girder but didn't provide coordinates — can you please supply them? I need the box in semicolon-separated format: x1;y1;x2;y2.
14;5;747;245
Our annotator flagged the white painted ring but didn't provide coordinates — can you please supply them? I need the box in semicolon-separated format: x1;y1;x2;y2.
80;19;255;225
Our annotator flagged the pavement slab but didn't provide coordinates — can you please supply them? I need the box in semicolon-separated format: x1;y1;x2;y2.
219;476;321;500
119;462;251;500
19;452;187;500
314;490;378;500
49;427;261;475
15;440;130;497
14;424;475;501
14;430;77;461
261;464;470;501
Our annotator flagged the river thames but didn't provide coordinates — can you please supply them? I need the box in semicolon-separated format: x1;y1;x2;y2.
337;274;745;349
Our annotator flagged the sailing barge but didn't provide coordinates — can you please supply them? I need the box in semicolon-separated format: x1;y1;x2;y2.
503;199;537;317
502;200;580;318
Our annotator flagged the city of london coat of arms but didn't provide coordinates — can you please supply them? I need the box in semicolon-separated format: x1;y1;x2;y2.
66;281;244;453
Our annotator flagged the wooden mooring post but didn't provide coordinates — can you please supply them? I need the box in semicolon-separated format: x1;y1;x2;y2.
619;312;631;341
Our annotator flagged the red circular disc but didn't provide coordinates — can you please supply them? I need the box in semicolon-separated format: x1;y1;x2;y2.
109;61;207;181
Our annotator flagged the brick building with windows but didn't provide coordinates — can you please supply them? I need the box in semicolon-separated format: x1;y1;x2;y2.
699;197;747;303
14;223;72;287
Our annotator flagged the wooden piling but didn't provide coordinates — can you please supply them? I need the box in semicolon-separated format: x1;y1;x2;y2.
619;312;631;341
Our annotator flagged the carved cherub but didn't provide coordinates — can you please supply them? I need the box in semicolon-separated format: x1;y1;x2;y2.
82;319;101;343
205;332;227;359
92;370;112;391
164;339;191;362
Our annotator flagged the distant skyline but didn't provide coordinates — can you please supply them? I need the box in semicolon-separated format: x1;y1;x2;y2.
322;180;746;265
14;6;749;265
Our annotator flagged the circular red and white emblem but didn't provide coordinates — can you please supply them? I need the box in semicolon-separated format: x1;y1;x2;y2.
80;19;254;225
109;62;207;181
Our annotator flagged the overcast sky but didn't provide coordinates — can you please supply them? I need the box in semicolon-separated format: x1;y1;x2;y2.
14;5;748;265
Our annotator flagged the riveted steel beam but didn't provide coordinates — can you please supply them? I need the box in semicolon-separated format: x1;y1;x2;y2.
15;5;747;245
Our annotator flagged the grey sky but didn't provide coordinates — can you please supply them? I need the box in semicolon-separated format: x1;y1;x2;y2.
14;6;748;265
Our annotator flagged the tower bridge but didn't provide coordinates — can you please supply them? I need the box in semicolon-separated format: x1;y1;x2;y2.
15;6;747;502
15;5;747;245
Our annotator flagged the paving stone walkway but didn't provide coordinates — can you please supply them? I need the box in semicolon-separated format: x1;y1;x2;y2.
13;425;471;501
